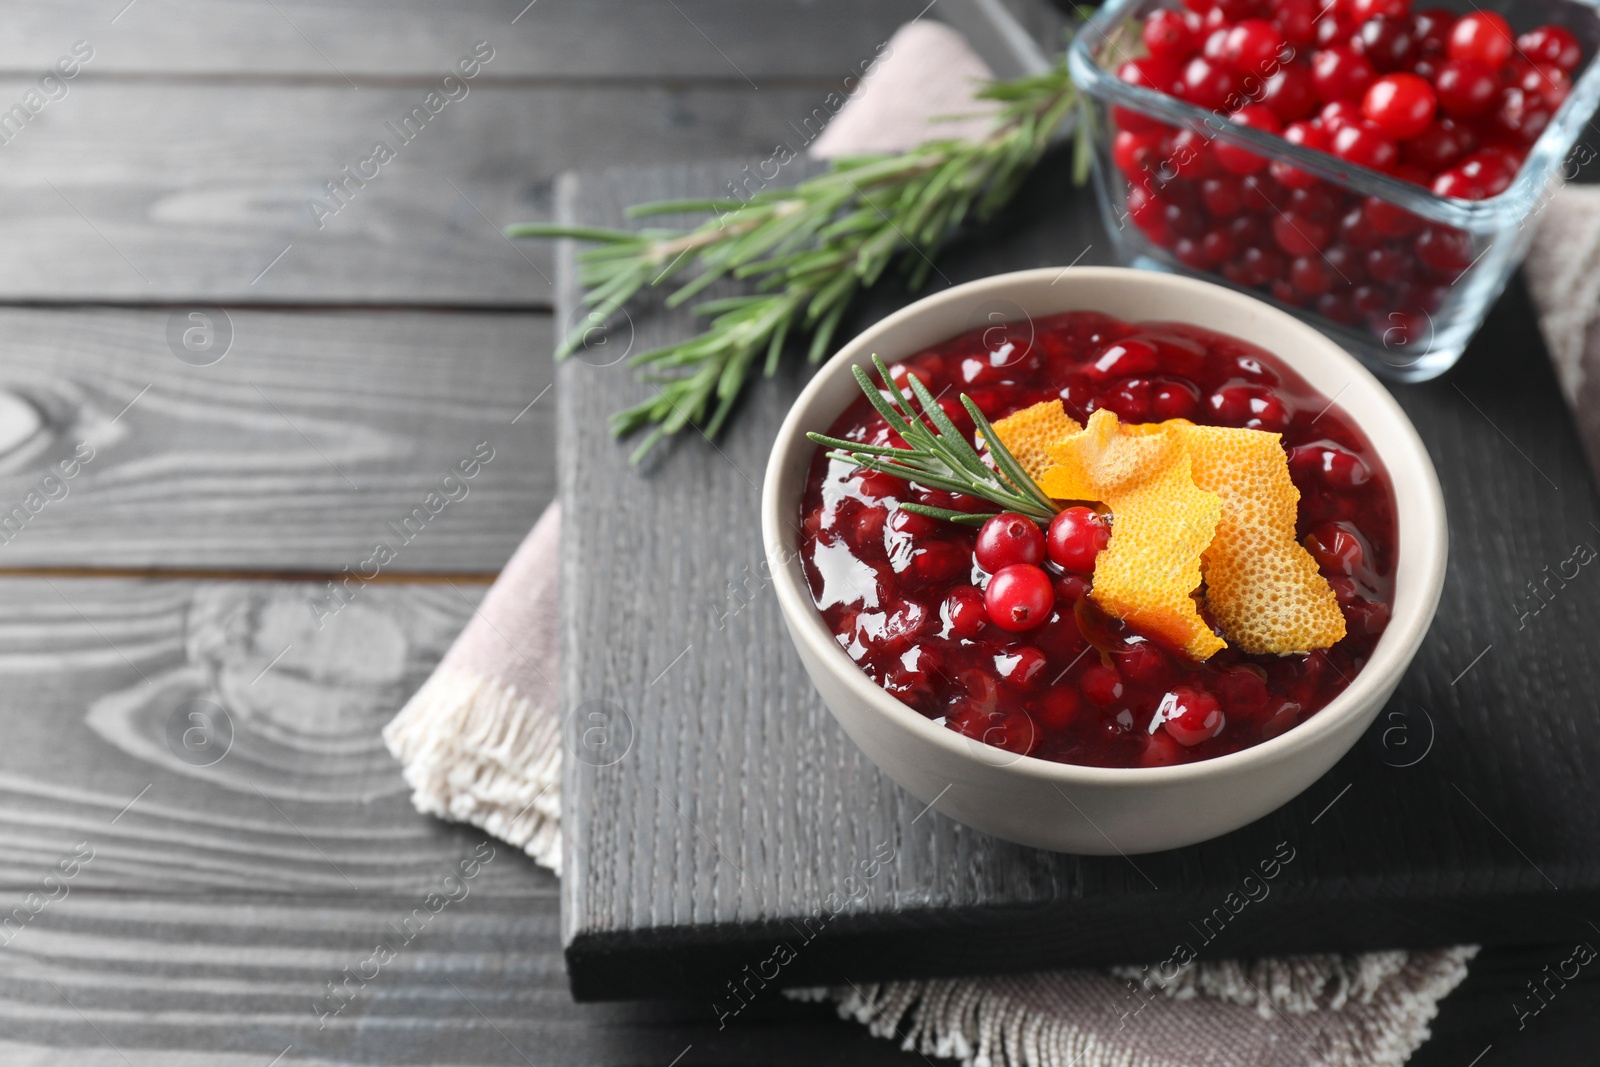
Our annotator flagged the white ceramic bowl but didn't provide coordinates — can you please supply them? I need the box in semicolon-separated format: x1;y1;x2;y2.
762;267;1448;854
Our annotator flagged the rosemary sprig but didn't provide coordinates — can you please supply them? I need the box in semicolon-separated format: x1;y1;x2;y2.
510;60;1083;462
807;356;1059;528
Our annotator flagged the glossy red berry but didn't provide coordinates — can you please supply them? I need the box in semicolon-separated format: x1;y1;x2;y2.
1304;523;1366;575
1270;120;1329;188
1080;665;1125;707
1087;339;1160;381
975;512;1046;572
1434;58;1498;116
1401;116;1473;170
1312;46;1376;102
1351;16;1417;72
1410;7;1455;58
1223;19;1287;75
1448;11;1513;70
1180;55;1240;110
1519;25;1581;73
1047;506;1112;573
940;585;988;639
1160;687;1225;746
1143;8;1198;61
1260;64;1319;121
1331;119;1399;171
1362;73;1436;137
1347;0;1411;21
984;564;1054;632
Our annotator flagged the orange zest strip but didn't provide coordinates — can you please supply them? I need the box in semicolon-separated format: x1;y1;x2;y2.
1039;410;1225;661
986;400;1083;485
1172;423;1347;655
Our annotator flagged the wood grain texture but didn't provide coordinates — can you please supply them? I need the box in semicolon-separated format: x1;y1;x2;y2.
558;158;1600;1000
0;0;922;81
0;307;552;571
0;79;860;304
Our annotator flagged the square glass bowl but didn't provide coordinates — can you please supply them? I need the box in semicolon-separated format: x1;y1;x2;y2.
1068;0;1600;381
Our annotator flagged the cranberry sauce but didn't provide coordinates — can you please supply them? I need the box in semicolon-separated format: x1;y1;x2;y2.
798;311;1398;769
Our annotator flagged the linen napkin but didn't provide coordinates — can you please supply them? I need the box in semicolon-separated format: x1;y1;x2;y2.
376;18;1600;1066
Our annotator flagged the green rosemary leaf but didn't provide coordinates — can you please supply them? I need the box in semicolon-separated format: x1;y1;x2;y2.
509;49;1085;461
898;503;998;526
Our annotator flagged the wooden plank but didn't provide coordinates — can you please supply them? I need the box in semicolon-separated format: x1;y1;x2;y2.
557;157;1600;1000
0;80;847;304
0;893;939;1066
0;307;551;571
0;0;922;81
0;576;565;896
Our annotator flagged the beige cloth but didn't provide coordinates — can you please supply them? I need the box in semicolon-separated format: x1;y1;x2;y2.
381;20;1514;1067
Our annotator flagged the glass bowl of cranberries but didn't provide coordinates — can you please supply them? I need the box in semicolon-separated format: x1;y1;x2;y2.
763;267;1447;854
1067;0;1600;382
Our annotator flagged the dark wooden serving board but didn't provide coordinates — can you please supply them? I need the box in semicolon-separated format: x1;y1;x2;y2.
556;152;1600;1001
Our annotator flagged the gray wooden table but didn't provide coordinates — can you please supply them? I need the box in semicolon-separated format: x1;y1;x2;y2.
0;3;938;1063
3;2;1595;1064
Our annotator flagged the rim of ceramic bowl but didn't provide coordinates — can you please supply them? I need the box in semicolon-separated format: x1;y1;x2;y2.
761;266;1448;787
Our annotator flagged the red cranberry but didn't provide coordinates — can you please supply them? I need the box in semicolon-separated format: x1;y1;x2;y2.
889;507;941;538
1208;385;1290;430
1402;116;1473;170
1351;16;1417;72
849;505;887;550
940;586;987;639
1317;291;1363;326
996;646;1049;686
1223;19;1288;76
1035;688;1082;731
1272;212;1332;257
1518;63;1572;108
1047;506;1112;573
1347;0;1411;22
1491;87;1552;146
984;564;1054;632
1319;99;1364;133
1434;58;1498;116
1337;203;1388;249
1519;25;1582;73
912;541;971;583
1312;46;1376;102
1291;443;1371;487
1363;244;1409;284
1448;11;1513;70
1215;105;1282;175
1144;8;1199;61
1410;7;1455;58
1087;339;1159;381
1261;64;1319;121
1238;244;1287;287
1364;195;1422;237
1201;176;1246;216
975;512;1046;572
1432;151;1513;199
856;469;902;499
1140;730;1185;767
877;599;933;655
1218;668;1271;719
1363;72;1436;137
1114;643;1169;684
1180;55;1240;110
1119;56;1184;96
1113;130;1163;179
1415;224;1475;275
1289;254;1333;296
1151;379;1201;419
1080;665;1125;707
1053;572;1092;605
1274;0;1319;48
1331;120;1399;171
1200;226;1237;264
1159;687;1225;746
1170;127;1221;180
1305;522;1366;575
